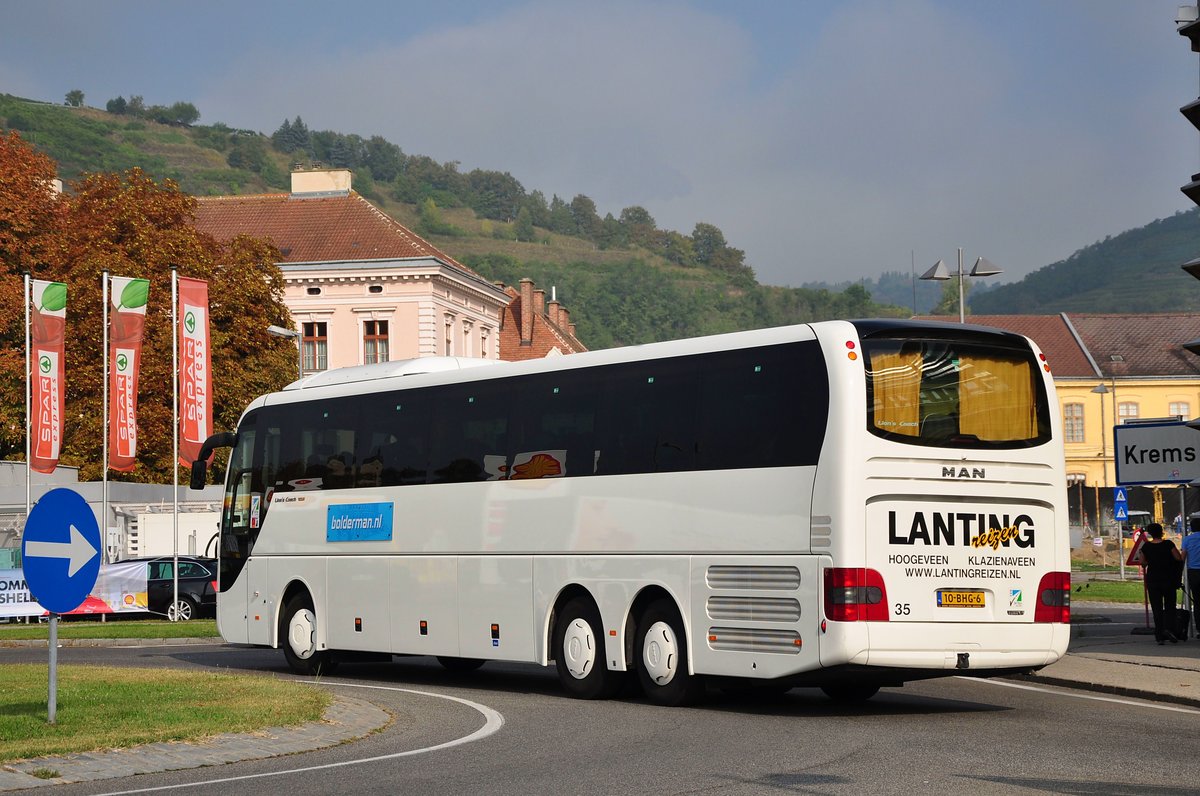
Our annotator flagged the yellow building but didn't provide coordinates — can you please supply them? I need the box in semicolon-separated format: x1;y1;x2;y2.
926;314;1200;529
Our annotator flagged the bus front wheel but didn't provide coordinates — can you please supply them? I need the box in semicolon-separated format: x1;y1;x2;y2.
281;596;338;676
553;597;623;700
635;599;704;706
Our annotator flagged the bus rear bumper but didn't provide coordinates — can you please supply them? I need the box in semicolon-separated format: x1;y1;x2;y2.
862;621;1070;671
820;620;1070;673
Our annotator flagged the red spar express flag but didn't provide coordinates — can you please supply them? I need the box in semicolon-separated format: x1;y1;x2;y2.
178;277;212;467
30;280;67;474
109;277;149;472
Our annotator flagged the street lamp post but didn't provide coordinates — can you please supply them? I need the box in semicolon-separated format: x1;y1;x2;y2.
919;247;1003;322
267;324;303;381
1091;382;1121;578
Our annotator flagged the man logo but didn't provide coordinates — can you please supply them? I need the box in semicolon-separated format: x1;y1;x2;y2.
943;466;985;479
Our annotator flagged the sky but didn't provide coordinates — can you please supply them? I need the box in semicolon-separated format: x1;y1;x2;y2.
2;0;1198;289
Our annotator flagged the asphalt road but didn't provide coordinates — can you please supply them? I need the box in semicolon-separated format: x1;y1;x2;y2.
5;641;1199;796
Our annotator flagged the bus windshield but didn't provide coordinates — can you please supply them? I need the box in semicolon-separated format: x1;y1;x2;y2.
863;335;1052;449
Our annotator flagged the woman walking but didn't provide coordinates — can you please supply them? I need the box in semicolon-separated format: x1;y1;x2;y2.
1136;523;1185;644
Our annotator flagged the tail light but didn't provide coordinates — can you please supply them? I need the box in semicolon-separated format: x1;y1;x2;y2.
1034;571;1070;623
824;567;889;621
210;580;218;595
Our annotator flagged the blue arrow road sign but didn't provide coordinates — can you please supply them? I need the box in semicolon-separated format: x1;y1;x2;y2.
21;488;101;614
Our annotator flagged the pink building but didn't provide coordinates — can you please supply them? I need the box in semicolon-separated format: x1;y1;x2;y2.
194;168;528;370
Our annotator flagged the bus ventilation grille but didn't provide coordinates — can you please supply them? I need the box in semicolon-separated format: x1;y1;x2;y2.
707;596;801;622
706;627;802;654
705;565;801;591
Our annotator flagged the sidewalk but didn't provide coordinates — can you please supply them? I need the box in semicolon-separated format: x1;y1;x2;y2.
1020;600;1200;708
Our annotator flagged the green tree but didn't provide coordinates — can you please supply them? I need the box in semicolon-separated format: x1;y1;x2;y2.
106;96;128;115
363;135;403;182
930;278;966;317
619;206;656;247
547;195;574;234
64;90;84;107
0;133;296;481
691;222;727;265
514;206;536;242
569;194;601;239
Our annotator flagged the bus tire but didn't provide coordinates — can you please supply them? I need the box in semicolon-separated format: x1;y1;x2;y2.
437;656;485;673
554;597;623;700
281;596;338;676
635;599;704;706
820;684;879;704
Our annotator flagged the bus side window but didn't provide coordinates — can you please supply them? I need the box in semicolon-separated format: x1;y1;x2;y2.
598;359;697;475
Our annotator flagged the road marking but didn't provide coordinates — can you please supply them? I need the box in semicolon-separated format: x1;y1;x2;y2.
88;683;504;796
962;676;1200;715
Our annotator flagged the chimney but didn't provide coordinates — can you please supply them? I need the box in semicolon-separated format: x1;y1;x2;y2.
547;298;560;328
569;322;578;338
519;278;534;346
559;307;570;330
290;168;352;198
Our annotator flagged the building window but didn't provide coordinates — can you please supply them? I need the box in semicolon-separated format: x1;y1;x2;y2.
306;287;321;296
1118;402;1139;422
364;320;389;364
445;317;454;357
302;322;328;372
481;329;490;358
1170;401;1191;419
368;284;383;294
1063;403;1084;443
462;321;473;358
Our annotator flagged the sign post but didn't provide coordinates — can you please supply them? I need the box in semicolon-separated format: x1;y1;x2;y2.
20;488;101;724
1114;487;1128;580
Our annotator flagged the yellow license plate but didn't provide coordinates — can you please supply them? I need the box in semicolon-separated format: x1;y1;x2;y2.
937;590;985;607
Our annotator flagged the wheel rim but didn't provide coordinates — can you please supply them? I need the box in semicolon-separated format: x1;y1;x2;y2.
169;600;193;621
288;608;318;660
642;620;679;686
562;617;597;680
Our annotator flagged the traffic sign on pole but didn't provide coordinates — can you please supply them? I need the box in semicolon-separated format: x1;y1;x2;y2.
21;487;100;726
22;488;101;614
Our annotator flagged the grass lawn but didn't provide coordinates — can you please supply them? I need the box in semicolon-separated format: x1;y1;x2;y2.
1072;579;1147;603
0;664;330;764
0;618;219;641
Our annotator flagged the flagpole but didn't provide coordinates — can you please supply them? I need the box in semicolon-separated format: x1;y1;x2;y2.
171;266;179;621
102;270;109;566
23;272;30;554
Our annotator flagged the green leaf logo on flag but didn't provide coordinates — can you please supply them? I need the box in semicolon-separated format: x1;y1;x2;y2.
118;279;149;310
116;353;129;372
39;282;67;312
184;311;196;334
39;356;51;374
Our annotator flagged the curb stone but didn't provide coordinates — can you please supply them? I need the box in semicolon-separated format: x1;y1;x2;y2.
0;693;390;791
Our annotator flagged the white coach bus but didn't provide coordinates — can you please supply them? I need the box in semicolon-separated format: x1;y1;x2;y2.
191;319;1070;705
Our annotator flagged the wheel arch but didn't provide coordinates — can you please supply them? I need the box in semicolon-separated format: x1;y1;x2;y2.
625;584;690;674
275;579;317;649
545;583;597;663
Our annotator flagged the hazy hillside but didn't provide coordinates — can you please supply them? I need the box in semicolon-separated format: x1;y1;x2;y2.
0;92;910;346
972;209;1200;314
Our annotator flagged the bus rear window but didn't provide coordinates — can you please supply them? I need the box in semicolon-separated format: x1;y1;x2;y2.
863;337;1051;449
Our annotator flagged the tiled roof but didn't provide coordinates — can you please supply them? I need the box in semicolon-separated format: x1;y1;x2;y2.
498;285;587;361
193;191;480;276
917;313;1200;378
1068;313;1200;378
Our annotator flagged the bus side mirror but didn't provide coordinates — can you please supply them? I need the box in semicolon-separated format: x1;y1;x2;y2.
189;431;237;490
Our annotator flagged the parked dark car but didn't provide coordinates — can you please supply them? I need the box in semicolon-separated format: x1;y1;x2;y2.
124;556;217;621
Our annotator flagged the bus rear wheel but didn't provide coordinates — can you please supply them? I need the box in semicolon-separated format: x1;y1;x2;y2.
282;596;338;676
635;599;704;706
820;684;879;704
554;597;623;700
